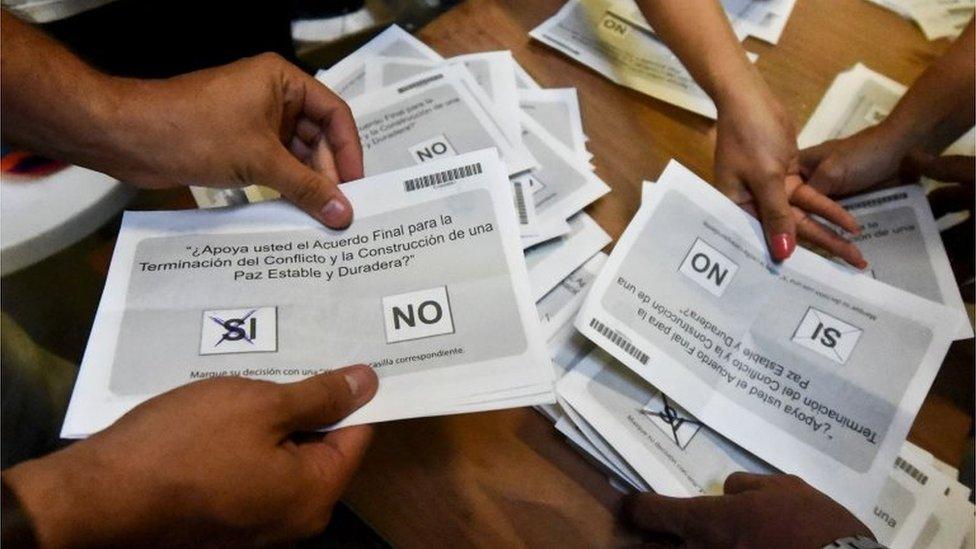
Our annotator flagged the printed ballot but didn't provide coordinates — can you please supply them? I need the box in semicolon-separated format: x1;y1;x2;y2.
799;63;972;339
62;150;555;438
558;348;773;497
530;0;720;118
316;25;442;100
574;160;961;514
347;65;536;177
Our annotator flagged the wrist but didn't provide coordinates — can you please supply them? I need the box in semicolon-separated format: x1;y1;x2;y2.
712;63;767;113
2;443;164;547
2;451;91;547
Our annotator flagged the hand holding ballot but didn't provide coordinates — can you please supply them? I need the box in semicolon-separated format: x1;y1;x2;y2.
2;365;378;547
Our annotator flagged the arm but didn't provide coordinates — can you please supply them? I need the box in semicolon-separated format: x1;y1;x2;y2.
1;365;377;547
800;20;975;197
1;10;362;228
635;1;865;268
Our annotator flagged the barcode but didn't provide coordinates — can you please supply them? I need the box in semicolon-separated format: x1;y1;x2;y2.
513;181;529;225
844;192;907;212
397;73;444;94
589;318;649;365
894;456;928;485
404;163;483;192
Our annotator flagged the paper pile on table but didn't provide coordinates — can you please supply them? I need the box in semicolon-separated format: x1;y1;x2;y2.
866;0;974;40
528;0;794;118
538;159;972;545
68;26;615;436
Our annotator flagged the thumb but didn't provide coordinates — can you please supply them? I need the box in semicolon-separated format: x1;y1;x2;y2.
752;176;797;262
266;145;354;229
276;364;378;432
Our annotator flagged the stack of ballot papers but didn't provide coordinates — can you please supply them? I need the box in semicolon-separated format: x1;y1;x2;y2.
68;26;615;436
538;160;973;545
534;59;973;545
528;0;792;118
866;0;974;40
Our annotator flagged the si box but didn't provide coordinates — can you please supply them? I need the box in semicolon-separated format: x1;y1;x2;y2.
200;306;278;355
382;286;455;343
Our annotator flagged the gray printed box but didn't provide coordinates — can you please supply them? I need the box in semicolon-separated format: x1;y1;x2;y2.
110;190;527;395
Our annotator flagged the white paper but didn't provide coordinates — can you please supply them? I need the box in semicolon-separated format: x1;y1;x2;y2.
362;52;524;149
537;252;608;340
798;63;906;149
574;160;961;515
62;150;555;438
514;114;610;228
525;212;611;301
315;25;442;100
519;88;589;159
838;185;972;339
530;0;721;119
347;65;536;177
559;347;773;497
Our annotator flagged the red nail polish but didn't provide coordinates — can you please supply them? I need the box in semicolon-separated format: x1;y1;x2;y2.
771;233;794;261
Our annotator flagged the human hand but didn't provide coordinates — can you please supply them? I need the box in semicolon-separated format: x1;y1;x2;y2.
798;123;910;199
104;52;363;228
622;473;874;548
909;152;975;291
2;364;378;547
715;81;865;268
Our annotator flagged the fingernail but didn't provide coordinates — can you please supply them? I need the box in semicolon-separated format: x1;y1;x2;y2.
770;233;795;262
343;365;376;404
320;198;349;227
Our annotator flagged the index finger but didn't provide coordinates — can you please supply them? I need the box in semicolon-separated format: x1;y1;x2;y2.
790;183;861;235
297;71;364;183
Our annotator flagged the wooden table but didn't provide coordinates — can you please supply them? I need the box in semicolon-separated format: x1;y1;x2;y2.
2;1;970;547
336;1;974;547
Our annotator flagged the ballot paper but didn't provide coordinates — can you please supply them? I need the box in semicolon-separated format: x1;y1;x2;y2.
909;0;975;40
530;0;720;118
515;114;609;227
559;398;651;490
799;63;972;339
537;252;608;340
912;478;975;549
536;308;595;422
869;442;976;549
605;0;797;45
867;0;974;40
558;348;773;497
315;24;442;100
518;88;590;161
869;444;951;546
347;65;536;177
61;150;555;438
574;160;961;514
839;186;972;339
797;63;906;149
525;212;611;301
362;51;523;147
